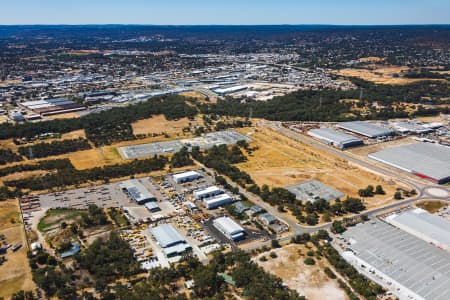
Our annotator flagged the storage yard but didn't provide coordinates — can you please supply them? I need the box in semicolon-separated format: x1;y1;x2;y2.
119;130;251;159
368;142;450;184
340;219;450;300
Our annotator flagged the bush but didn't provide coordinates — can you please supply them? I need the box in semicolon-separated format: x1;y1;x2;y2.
304;258;315;265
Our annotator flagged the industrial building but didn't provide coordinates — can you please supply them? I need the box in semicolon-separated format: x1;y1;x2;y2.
368;143;450;184
119;140;184;159
172;171;201;184
385;208;450;252
259;213;277;226
286;180;344;203
342;219;450;300
213;85;248;95
193;186;223;200
337;121;395;138
308;128;363;149
19;98;85;116
120;179;156;204
151;224;192;257
204;193;233;209
213;217;245;241
144;201;161;213
391;121;434;134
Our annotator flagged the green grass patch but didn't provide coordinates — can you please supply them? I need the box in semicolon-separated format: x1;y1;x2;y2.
38;208;86;232
108;208;130;227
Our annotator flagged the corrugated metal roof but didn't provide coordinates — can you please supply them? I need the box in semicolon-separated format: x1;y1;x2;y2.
308;128;362;145
121;179;154;203
337;121;395;138
213;216;244;235
151;224;184;248
369;143;450;181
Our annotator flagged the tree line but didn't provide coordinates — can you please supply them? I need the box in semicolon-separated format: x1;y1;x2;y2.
0;148;23;165
18;138;92;159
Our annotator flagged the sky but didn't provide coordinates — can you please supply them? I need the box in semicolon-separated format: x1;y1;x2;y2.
1;0;449;25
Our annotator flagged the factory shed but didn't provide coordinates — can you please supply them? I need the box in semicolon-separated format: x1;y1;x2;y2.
259;213;277;226
193;186;223;200
144;201;161;212
385;208;450;252
213;217;245;241
120;179;156;204
151;224;185;248
204;193;233;209
337;121;395;138
20;98;85;116
286;180;344;203
308;128;363;149
173;171;201;183
368;143;450;184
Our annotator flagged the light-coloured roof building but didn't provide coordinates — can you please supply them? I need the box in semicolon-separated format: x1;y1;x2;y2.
385;208;450;251
368;143;450;184
337;121;395;138
193;186;223;200
286;180;344;203
120;179;155;204
308;128;363;149
172;171;201;183
213;216;245;241
204;193;233;209
151;224;185;248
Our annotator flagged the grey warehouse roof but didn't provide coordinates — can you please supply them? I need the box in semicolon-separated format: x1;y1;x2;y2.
386;208;450;251
368;143;450;182
337;121;395;138
308;128;362;145
121;179;154;203
286;180;344;202
342;219;450;300
151;224;184;248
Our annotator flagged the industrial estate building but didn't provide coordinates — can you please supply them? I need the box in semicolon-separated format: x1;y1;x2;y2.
368;143;450;184
308;128;363;149
144;201;161;213
337;121;395;138
286;180;344;203
19;98;85;116
193;186;223;200
204;193;233;209
172;171;201;184
385;208;450;252
342;219;450;300
213;217;245;241
120;179;156;204
119;130;251;159
151;224;192;257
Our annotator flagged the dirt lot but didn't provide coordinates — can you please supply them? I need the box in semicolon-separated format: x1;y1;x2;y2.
61;129;86;140
0;200;36;298
131;114;202;137
255;244;347;300
347;137;418;157
334;65;444;85
236;127;405;209
46;112;81;119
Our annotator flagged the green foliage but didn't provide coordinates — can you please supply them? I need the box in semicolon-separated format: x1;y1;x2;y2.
75;232;140;288
79;204;109;228
358;185;374;197
331;220;346;234
0;148;23;165
4;155;167;191
0;158;75;177
303;257;315;265
394;191;403;200
18;138;91;158
323;267;337;279
170;147;194;168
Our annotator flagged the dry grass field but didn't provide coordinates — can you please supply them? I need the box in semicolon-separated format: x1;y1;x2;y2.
236;127;405;209
334;65;445;85
131;114;203;137
0;200;36;298
46;112;81;119
358;56;384;63
255;244;347;300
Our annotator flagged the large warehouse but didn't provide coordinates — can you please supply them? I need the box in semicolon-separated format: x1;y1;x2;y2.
193;186;223;200
19;98;85;116
204;193;233;209
213;217;245;241
342;220;450;300
337;121;395;138
172;171;201;184
368;143;450;184
120;179;156;204
385;208;450;252
308;128;363;149
151;224;191;257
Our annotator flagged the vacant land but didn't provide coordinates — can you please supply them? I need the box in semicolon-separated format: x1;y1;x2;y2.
334;65;444;85
0;200;35;298
236;127;404;209
348;137;418;157
255;244;347;300
131;114;202;137
416;200;449;213
47;112;81;119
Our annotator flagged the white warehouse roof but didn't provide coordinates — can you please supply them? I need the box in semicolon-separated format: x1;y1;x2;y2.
172;171;200;181
337;121;395;138
385;208;450;252
213;216;244;236
193;186;223;199
151;224;185;248
308;128;362;148
120;179;155;204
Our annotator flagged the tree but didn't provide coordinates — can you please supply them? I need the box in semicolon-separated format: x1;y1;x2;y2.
331;220;346;234
394;191;403;200
375;185;385;195
271;239;281;248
